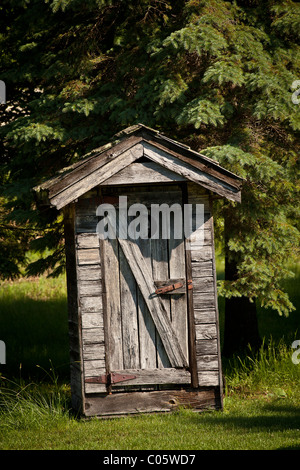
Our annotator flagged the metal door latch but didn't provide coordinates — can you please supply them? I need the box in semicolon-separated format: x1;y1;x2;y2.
154;279;192;295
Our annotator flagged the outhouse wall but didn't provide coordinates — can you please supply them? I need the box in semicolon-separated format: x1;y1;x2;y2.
64;181;223;417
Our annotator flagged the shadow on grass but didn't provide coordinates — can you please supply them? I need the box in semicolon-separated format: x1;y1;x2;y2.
0;297;69;381
188;400;300;449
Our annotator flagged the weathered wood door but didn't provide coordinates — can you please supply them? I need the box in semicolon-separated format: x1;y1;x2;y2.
98;185;196;392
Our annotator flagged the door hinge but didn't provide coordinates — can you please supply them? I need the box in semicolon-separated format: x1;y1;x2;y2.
85;372;136;385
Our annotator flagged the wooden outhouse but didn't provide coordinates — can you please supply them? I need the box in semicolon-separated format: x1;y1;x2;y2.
34;124;242;418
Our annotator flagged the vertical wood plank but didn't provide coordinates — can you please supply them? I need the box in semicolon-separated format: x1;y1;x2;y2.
136;234;157;369
102;237;123;371
151;237;171;368
98;236;111;393
64;203;84;412
183;183;199;388
119;239;140;369
209;196;223;405
168;232;188;363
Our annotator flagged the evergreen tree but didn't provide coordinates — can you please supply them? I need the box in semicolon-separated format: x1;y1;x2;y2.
0;0;299;353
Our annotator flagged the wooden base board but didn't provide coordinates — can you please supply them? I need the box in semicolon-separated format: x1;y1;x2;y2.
83;387;222;418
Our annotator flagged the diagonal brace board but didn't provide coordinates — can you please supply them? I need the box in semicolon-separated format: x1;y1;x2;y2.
106;213;188;369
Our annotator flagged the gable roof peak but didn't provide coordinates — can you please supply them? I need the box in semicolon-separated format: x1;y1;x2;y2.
34;125;243;209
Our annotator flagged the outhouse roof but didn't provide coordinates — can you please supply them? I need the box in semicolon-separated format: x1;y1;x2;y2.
34;124;243;210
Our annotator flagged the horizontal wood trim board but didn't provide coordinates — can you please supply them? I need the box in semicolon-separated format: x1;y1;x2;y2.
192;277;214;292
76;233;99;249
111;368;191;386
197;354;219;370
79;296;103;312
84;369;192;395
84;388;221;417
143;142;241;202
75;225;214;244
83;343;105;361
85;384;107;394
77;248;100;265
104;180;183;192
191;262;213;277
78;280;102;296
75;224;213;245
196;339;218;355
101;162;188;185
82;328;105;344
84;359;106;373
77;265;102;281
81;312;104;329
194;308;217;324
195;324;217;340
193;292;216;309
198;371;219;387
75;190;207;212
191;247;213;262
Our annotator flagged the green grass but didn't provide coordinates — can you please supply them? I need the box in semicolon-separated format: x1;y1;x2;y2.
0;382;299;450
0;275;69;379
0;260;299;450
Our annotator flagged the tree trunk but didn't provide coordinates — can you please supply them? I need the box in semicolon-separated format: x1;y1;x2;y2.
222;220;261;357
222;295;262;357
